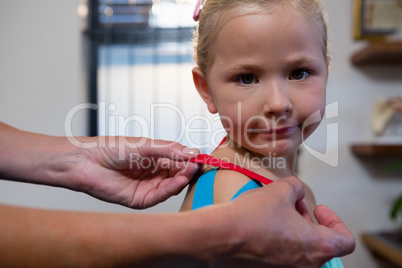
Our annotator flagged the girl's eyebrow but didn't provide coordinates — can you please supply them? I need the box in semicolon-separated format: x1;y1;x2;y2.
224;56;323;74
285;56;322;66
225;64;264;74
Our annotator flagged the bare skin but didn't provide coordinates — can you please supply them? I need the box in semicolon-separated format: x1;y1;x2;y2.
0;122;199;209
0;123;355;267
0;178;354;268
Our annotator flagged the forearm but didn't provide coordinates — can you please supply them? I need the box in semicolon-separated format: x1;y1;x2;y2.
0;204;231;268
0;204;167;267
0;123;101;190
0;122;75;186
0;122;199;208
0;177;356;267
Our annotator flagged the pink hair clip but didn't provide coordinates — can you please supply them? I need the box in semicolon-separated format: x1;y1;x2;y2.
193;0;206;21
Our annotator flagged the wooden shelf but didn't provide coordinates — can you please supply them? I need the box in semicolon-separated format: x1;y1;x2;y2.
362;231;402;267
351;143;402;157
351;42;402;66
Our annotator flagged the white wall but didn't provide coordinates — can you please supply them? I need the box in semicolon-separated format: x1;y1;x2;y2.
0;0;189;214
300;1;402;267
0;0;86;135
0;0;124;213
0;0;401;267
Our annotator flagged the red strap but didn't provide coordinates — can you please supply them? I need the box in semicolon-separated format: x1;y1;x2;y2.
190;154;273;185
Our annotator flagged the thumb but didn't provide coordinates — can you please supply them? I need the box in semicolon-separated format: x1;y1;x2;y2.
314;205;356;256
137;139;200;160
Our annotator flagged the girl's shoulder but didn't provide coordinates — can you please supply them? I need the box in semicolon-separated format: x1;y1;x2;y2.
179;168;253;211
213;169;252;204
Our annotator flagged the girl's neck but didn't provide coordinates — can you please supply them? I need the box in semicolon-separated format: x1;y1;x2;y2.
211;136;297;181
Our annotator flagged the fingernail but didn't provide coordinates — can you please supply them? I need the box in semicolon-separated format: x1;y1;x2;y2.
182;147;200;156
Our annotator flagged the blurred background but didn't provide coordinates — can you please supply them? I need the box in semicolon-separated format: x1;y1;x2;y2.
0;0;401;267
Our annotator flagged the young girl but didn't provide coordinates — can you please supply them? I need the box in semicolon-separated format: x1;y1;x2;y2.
181;0;343;267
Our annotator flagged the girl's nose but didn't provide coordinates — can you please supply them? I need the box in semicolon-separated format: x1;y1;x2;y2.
263;81;292;117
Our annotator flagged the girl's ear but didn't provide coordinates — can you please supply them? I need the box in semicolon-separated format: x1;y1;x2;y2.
326;56;331;80
192;67;218;114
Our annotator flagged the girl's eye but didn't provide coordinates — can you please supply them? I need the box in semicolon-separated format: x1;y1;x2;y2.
289;69;310;80
237;73;258;85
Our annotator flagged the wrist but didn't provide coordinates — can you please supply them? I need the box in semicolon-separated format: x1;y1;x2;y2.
165;205;240;265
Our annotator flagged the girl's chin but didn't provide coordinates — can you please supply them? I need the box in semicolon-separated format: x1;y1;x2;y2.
241;141;300;157
243;146;296;159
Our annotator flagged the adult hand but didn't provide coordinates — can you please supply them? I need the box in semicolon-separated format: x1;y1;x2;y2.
0;123;199;209
210;176;355;267
67;137;200;209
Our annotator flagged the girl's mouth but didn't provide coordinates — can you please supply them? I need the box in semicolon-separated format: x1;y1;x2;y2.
247;126;297;134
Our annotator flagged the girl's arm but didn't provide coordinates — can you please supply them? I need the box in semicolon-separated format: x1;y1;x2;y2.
180;169;250;211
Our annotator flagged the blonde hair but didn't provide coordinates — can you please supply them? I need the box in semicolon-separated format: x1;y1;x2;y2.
193;0;328;76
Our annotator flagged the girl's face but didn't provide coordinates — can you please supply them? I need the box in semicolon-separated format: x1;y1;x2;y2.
193;9;328;158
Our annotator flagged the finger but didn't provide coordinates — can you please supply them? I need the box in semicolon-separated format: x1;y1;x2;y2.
314;205;356;256
295;200;314;223
143;176;189;208
138;139;200;160
156;158;199;180
161;175;189;196
176;162;199;181
277;176;306;204
315;205;350;234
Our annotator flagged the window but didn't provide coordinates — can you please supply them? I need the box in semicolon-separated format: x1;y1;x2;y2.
82;0;223;152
